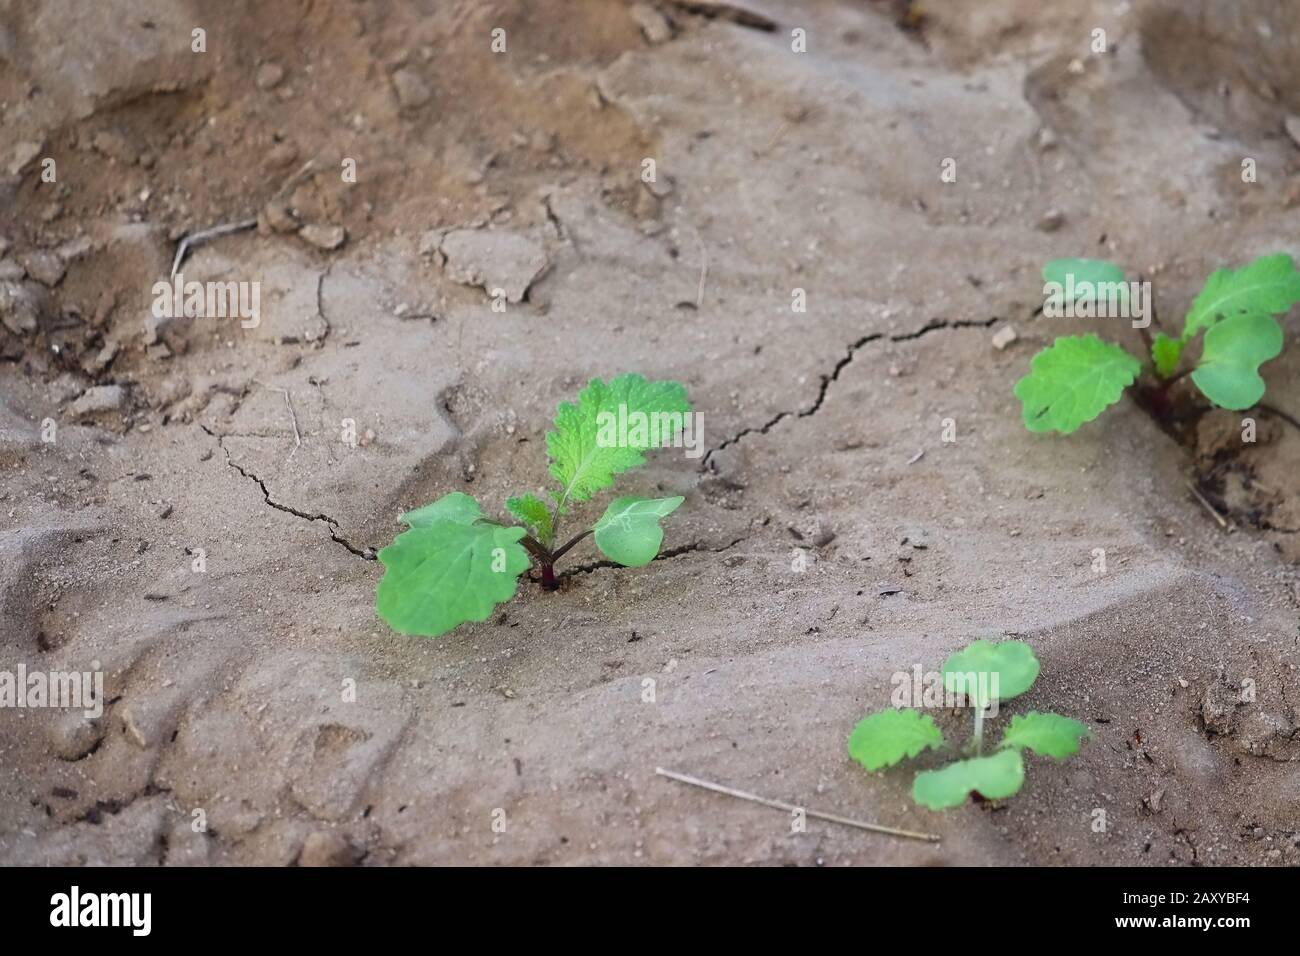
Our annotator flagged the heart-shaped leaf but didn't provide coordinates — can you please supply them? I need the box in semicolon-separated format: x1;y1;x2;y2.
399;491;483;528
942;639;1040;708
1014;335;1142;434
847;708;945;771
593;495;684;567
376;515;531;637
912;749;1025;810
1191;313;1283;410
999;711;1089;759
1182;253;1300;340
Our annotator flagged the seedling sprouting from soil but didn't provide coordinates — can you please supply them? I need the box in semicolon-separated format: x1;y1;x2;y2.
375;373;692;637
1015;254;1300;433
847;639;1088;810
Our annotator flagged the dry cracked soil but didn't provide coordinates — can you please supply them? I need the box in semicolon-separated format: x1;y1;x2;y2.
2;0;1300;866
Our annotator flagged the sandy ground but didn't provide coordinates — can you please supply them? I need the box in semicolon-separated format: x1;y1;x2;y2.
2;0;1299;865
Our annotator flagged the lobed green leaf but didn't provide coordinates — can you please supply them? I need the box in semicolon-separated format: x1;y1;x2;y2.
847;708;945;771
376;497;531;637
1014;335;1142;434
912;749;1025;810
1182;253;1300;341
999;711;1089;759
506;493;554;545
546;373;692;507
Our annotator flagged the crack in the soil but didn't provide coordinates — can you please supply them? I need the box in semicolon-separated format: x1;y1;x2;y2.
202;425;376;560
562;534;748;578
702;316;999;466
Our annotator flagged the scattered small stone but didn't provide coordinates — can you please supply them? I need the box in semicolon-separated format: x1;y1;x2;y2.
1285;116;1300;150
56;235;94;262
299;223;347;251
1067;58;1085;75
902;528;930;549
991;325;1018;350
256;62;285;90
158;502;174;519
265;141;299;169
1201;681;1241;735
67;384;125;419
119;704;151;748
0;259;25;281
81;340;119;376
630;3;673;44
45;714;104;761
299;831;363;867
262;198;300;233
91;129;137;165
0;281;45;335
812;522;836;548
1145;788;1165;813
21;250;66;287
1036;127;1058;151
1037;209;1066;232
392;68;432;109
438;228;550;303
8;140;42;177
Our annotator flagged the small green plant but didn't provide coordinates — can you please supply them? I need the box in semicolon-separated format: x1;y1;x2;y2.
847;639;1088;810
1015;254;1300;433
375;373;692;637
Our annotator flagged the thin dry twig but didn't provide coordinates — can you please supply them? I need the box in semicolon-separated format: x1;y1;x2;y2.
655;767;941;843
255;381;302;450
1186;480;1227;529
694;231;709;309
170;218;258;279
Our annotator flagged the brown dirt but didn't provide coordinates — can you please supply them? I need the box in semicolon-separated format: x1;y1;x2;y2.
2;0;1299;865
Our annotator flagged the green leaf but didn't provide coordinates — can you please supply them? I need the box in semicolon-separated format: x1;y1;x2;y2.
942;639;1040;708
1191;313;1283;410
1014;335;1142;434
1150;332;1183;379
999;712;1089;759
592;495;684;567
912;750;1025;810
1043;258;1127;307
506;493;553;545
547;373;692;507
847;708;945;771
376;516;531;638
1182;254;1300;341
400;491;483;528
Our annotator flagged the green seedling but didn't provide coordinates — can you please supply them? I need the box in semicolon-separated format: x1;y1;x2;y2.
1015;254;1300;433
847;639;1088;810
375;373;693;637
